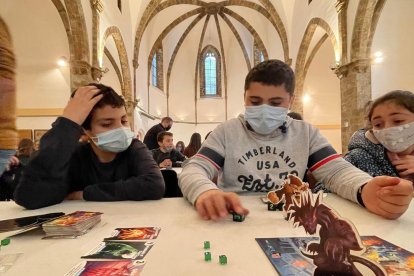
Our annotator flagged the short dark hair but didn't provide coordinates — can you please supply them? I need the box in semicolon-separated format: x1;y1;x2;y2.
368;90;414;121
71;83;125;130
244;59;295;95
157;131;173;142
287;112;303;120
161;117;173;123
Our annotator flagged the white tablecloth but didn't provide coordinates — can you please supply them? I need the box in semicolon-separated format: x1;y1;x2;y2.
0;194;413;275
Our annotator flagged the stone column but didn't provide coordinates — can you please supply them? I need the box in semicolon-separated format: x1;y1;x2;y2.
335;59;371;153
90;0;103;82
70;59;93;89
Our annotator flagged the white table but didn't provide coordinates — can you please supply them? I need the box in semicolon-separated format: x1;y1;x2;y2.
0;194;413;275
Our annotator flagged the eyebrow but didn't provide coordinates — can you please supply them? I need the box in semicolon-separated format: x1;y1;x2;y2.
249;96;285;100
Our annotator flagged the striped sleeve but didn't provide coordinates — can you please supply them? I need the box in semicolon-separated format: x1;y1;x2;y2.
307;146;342;172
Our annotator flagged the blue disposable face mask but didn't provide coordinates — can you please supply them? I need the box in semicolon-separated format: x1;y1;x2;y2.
91;127;134;153
244;104;288;135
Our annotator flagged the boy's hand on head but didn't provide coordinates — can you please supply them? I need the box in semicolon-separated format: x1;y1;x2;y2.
62;86;103;125
195;190;249;221
362;176;413;219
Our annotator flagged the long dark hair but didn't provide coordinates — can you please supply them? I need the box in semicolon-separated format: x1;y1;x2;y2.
184;133;202;158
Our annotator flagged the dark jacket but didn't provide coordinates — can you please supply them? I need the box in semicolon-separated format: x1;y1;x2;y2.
152;148;185;167
344;129;398;177
143;123;166;150
14;117;165;209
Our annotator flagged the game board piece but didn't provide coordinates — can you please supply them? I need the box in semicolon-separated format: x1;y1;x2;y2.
267;202;278;211
219;255;227;265
204;252;211;262
231;212;245;222
204;241;210;250
287;190;386;276
1;238;10;246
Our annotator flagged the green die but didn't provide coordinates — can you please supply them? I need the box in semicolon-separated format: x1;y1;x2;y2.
219;255;227;265
204;251;211;261
232;212;245;222
203;241;210;249
1;238;10;246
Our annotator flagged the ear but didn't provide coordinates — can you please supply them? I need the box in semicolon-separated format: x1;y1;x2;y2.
289;95;296;109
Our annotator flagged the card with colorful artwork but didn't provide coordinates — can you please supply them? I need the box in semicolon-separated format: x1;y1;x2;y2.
65;260;145;276
81;241;154;260
104;227;161;241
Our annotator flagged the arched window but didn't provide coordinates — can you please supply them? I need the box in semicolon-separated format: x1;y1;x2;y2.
151;53;157;87
150;46;163;90
253;40;266;65
200;45;221;97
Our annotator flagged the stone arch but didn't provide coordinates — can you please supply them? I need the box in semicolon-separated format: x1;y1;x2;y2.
293;17;338;113
133;0;289;68
351;0;386;61
100;26;132;102
51;0;90;89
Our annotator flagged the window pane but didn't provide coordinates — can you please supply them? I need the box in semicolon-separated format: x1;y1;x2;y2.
152;54;157;86
204;54;216;95
260;52;264;62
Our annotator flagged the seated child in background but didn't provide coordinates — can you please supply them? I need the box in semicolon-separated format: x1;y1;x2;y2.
345;90;414;183
179;60;413;221
14;84;165;209
152;131;185;168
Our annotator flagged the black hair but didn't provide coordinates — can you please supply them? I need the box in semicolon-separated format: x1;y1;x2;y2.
71;83;125;130
161;117;173;123
244;59;295;95
287;111;303;120
157;131;173;143
368;90;414;121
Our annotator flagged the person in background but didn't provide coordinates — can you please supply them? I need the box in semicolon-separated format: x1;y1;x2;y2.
0;17;17;174
0;138;36;201
175;141;185;155
345;90;414;182
143;117;173;150
152;131;185;168
14;84;165;209
179;59;413;221
183;133;202;158
287;111;303;120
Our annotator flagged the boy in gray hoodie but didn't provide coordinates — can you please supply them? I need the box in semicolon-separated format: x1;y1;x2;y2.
179;60;413;221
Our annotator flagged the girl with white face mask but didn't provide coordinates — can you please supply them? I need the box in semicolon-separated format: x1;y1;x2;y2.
369;90;414;181
345;90;414;182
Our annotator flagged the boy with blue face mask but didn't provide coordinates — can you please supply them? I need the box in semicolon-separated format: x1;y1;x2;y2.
179;59;413;221
14;84;165;209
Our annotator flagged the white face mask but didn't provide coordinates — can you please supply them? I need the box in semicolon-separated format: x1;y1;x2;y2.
372;122;414;153
244;104;288;135
91;127;134;153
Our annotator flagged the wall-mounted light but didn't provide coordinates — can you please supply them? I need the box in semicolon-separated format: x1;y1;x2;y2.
57;56;68;67
373;51;384;64
303;94;311;104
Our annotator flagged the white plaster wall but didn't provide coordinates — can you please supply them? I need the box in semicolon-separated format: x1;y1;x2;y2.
290;0;339;67
100;53;122;95
303;39;341;153
0;0;70;130
371;0;414;99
